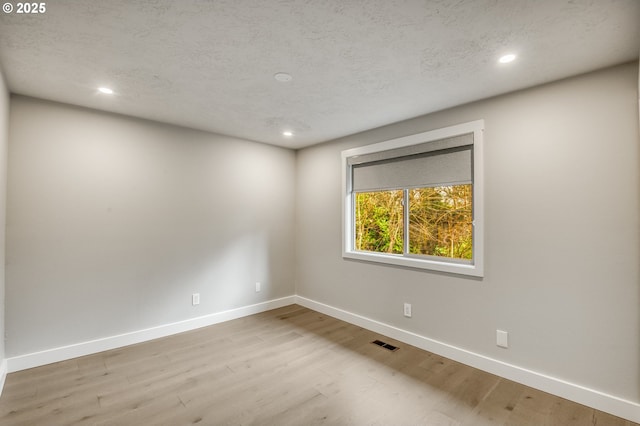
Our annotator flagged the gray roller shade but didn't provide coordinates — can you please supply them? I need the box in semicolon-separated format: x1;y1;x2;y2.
347;133;472;166
352;143;473;192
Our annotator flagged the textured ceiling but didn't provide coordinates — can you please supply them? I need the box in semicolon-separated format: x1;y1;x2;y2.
0;0;638;149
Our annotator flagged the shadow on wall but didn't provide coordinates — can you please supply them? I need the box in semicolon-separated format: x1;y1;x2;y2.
187;230;274;311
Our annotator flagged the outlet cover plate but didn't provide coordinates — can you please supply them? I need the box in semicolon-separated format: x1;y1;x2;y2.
403;303;412;318
497;330;508;348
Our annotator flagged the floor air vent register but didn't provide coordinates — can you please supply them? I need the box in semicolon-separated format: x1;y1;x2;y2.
371;339;399;352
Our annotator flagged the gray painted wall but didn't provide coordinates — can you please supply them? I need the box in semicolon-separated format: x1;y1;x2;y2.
0;68;8;364
6;96;296;357
296;62;640;402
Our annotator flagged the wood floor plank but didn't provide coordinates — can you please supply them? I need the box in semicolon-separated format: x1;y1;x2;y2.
0;305;637;426
463;379;526;425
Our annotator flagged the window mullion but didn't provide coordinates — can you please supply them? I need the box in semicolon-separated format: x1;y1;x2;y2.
403;189;409;255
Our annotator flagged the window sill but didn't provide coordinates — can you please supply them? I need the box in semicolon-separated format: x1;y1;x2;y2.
343;250;483;277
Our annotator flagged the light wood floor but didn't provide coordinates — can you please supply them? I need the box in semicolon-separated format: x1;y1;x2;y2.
0;305;636;426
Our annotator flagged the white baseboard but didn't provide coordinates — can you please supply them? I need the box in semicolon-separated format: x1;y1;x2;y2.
0;358;7;396
6;296;296;374
4;295;638;423
295;295;640;424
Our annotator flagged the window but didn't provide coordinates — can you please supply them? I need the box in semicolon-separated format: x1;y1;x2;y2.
342;120;484;276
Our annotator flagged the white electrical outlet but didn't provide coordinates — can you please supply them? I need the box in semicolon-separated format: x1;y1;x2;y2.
403;303;412;318
496;330;508;348
192;293;200;306
255;282;261;292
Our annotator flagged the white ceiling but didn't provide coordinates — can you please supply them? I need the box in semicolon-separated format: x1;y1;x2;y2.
0;1;638;149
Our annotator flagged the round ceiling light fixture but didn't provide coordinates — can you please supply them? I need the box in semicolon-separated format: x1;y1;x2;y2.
283;131;293;137
98;87;114;94
498;54;517;64
274;72;293;83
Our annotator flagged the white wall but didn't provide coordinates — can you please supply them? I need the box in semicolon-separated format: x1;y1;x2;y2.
296;63;640;404
6;96;296;357
0;66;9;376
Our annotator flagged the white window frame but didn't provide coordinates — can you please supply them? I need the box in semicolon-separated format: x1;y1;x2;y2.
341;120;484;277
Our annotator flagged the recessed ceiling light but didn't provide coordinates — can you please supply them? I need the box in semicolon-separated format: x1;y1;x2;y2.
274;72;293;83
498;54;516;64
98;87;114;94
283;131;293;137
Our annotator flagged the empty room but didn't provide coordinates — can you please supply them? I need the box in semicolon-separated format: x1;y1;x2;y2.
0;0;639;425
